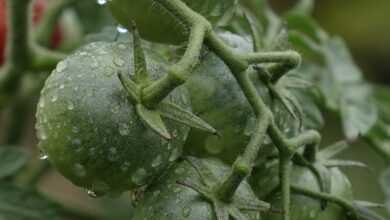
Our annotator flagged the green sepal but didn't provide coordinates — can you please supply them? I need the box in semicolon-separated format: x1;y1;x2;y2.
131;23;150;84
324;159;368;168
318;141;349;160
136;104;172;140
118;71;140;104
158;102;218;135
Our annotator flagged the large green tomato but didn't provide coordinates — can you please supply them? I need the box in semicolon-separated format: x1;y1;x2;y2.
251;163;354;220
132;157;263;220
36;41;190;196
107;0;236;44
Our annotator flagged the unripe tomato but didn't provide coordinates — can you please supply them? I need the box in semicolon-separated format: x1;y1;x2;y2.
107;0;236;44
251;163;354;220
132;157;262;220
36;41;190;195
0;0;63;65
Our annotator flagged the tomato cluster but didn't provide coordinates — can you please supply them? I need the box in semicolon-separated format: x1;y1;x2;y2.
0;0;62;65
34;1;364;220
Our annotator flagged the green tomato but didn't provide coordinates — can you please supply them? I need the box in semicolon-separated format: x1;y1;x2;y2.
132;157;262;220
36;41;190;196
107;0;236;44
251;163;354;220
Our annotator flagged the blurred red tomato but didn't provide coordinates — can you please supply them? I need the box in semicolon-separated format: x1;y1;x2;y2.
0;0;63;65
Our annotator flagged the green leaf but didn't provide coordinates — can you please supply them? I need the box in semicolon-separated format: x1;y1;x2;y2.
0;147;28;179
158;102;218;135
320;37;377;140
136;104;171;140
0;183;65;220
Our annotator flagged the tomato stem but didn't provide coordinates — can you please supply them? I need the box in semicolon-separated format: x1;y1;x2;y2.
0;0;66;108
291;185;359;219
142;22;209;108
0;0;31;106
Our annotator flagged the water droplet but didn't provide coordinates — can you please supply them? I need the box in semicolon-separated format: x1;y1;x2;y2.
116;25;128;33
56;61;67;72
118;123;130;136
39;153;48;160
113;57;125;67
87;190;98;198
97;0;107;5
132;168;147;185
151;155;162;168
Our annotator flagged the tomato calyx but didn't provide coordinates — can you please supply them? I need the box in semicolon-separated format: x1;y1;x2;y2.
176;157;271;220
118;26;217;139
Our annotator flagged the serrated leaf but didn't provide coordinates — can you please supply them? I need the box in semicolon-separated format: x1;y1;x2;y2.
136;104;171;139
318;141;349;160
0;147;29;179
324;159;368;168
320;37;378;140
158;102;217;135
0;183;66;220
285;13;327;43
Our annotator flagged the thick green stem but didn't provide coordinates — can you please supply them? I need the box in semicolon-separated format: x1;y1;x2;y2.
142;22;209;107
216;115;270;202
279;155;292;220
242;51;301;66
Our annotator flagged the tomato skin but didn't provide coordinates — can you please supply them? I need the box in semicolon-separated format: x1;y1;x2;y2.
0;0;62;65
107;0;236;44
251;163;354;220
36;41;190;195
132;158;261;220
